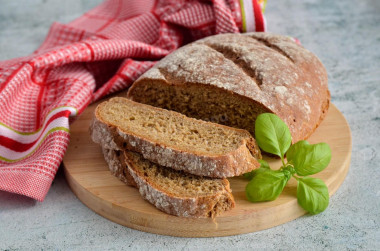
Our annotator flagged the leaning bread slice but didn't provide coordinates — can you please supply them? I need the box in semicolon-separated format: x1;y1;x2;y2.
102;147;137;187
101;147;235;218
91;97;261;178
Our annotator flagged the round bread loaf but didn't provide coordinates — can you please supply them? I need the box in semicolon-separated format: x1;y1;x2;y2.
127;32;330;142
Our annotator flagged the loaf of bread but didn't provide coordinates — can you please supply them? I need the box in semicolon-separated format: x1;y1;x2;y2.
102;148;235;218
127;32;330;142
91;97;261;178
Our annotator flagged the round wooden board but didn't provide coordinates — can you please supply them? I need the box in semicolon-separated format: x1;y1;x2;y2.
63;99;351;237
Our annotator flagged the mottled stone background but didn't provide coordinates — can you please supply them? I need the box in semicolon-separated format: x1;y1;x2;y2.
0;0;379;249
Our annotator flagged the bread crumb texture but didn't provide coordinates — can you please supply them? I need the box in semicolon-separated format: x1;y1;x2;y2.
92;97;261;178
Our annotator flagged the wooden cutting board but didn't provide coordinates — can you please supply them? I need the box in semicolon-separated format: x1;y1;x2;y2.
63;99;351;237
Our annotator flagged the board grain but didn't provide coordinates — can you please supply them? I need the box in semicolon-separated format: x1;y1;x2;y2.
63;99;351;237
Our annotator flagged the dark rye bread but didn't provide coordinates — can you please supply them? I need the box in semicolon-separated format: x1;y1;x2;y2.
127;32;330;143
90;97;261;178
101;148;235;218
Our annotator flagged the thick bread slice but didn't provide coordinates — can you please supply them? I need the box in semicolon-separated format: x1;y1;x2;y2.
127;32;330;142
91;97;261;178
101;148;235;218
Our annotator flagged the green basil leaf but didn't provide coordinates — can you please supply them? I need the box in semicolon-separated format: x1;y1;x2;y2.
243;159;271;180
291;142;332;176
258;159;270;170
243;172;254;180
286;140;309;163
297;177;329;214
255;113;292;158
282;169;292;181
245;170;289;202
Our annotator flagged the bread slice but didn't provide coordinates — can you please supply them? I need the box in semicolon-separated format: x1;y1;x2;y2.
91;97;261;178
102;147;137;187
101;147;235;218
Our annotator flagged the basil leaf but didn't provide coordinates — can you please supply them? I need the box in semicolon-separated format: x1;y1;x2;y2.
243;172;254;180
245;170;289;202
291;142;332;176
297;177;329;214
258;159;270;170
243;159;271;180
286;140;309;163
255;113;292;158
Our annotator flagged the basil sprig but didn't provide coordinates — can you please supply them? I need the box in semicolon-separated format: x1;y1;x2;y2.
245;113;332;215
255;113;292;159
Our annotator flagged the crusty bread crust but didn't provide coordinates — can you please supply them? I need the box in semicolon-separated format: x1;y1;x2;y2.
101;148;235;218
127;32;330;142
101;147;137;187
90;98;261;178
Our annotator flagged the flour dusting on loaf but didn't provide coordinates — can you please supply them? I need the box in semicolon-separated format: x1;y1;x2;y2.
128;32;330;142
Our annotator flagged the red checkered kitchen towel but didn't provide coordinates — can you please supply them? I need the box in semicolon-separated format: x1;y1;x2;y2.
0;0;266;201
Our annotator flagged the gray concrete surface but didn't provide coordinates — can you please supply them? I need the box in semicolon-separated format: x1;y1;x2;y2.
0;0;379;250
